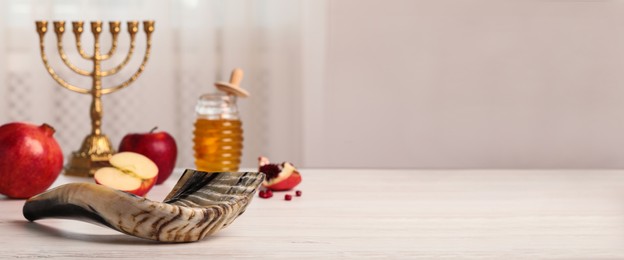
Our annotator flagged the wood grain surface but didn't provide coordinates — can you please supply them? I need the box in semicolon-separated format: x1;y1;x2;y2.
1;169;624;259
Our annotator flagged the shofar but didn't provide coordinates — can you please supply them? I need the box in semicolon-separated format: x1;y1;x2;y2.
23;170;264;242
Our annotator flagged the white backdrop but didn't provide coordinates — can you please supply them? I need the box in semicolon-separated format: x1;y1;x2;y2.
0;0;307;169
311;0;624;169
3;0;624;169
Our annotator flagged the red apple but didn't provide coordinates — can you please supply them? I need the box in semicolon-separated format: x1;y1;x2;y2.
94;152;158;196
0;122;63;199
258;156;302;191
118;127;177;185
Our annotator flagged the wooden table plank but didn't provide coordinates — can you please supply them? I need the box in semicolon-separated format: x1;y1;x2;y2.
1;169;624;259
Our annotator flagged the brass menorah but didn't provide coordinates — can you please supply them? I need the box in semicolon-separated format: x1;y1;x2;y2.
35;20;154;177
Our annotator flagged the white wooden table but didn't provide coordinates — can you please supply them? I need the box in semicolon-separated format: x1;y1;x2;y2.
2;169;624;259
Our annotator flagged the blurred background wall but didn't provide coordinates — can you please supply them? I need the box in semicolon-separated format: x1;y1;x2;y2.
2;0;624;169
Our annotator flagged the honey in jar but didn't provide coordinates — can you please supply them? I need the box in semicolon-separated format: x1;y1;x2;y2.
193;68;249;172
193;93;243;172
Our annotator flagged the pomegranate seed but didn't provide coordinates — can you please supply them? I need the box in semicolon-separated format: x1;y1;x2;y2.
258;190;272;199
295;190;302;197
285;194;292;201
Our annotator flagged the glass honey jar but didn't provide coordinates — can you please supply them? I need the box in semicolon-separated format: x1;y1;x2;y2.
193;68;248;172
193;93;243;172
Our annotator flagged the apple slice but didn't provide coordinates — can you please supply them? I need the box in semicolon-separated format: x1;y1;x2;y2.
118;128;178;185
94;152;158;196
258;156;302;191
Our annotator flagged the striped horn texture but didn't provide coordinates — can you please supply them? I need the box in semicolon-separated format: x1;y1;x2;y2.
23;170;264;242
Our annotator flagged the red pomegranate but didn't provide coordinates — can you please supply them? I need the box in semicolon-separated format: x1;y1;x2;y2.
0;122;63;199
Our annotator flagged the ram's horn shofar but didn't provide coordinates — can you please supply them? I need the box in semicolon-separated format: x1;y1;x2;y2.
23;170;264;242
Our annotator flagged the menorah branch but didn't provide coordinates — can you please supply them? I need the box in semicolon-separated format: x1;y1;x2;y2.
101;33;136;77
72;21;93;60
101;33;151;94
102;21;153;94
53;21;91;76
57;44;91;76
75;40;93;60
36;21;89;94
55;28;91;76
100;21;121;60
100;34;118;60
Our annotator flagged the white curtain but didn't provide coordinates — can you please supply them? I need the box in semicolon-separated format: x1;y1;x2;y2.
0;0;310;169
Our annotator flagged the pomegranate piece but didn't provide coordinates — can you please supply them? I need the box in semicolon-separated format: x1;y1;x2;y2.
258;156;302;191
259;164;281;181
284;194;292;201
295;190;302;197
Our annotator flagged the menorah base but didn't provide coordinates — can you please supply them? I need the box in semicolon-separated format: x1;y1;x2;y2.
64;153;112;177
64;134;115;177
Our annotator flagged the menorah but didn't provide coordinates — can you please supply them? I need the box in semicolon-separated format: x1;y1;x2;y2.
35;20;154;177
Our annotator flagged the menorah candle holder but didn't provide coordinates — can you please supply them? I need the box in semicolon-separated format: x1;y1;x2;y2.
35;20;154;177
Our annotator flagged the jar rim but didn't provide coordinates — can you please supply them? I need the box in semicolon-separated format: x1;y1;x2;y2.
196;92;239;119
199;92;237;102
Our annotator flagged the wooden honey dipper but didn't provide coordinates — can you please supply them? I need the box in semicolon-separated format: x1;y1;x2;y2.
215;68;250;97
